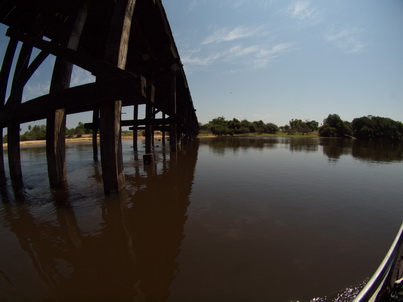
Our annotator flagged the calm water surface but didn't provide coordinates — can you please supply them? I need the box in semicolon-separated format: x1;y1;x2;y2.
0;137;402;301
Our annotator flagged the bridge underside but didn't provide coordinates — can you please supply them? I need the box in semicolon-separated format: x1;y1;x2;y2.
0;0;199;194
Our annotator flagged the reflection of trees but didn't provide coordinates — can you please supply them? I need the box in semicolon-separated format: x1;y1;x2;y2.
200;137;321;155
200;137;277;156
320;138;403;163
288;138;319;153
0;142;198;301
351;140;403;163
320;139;353;161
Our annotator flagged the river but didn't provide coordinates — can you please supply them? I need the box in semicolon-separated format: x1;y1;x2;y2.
0;137;402;301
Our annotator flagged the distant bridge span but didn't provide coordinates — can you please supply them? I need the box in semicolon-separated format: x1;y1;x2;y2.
0;0;199;194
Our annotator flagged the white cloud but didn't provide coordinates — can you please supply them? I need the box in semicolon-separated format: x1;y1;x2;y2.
182;52;222;67
288;0;321;23
325;28;365;54
71;66;96;87
202;25;264;45
182;41;295;71
23;81;50;101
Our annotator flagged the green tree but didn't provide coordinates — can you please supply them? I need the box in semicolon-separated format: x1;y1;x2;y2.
251;120;266;134
305;120;319;131
240;119;252;133
319;114;352;138
206;117;231;136
265;123;279;134
21;125;46;141
353;116;403;141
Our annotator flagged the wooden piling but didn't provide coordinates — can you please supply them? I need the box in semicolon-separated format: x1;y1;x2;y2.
92;109;99;161
162;113;166;146
7;43;32;185
0;38;18;182
133;104;138;152
99;0;137;194
145;104;153;154
46;2;88;187
170;69;177;152
143;153;154;165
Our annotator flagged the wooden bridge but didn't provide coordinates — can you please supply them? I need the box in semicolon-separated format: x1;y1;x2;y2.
0;0;199;194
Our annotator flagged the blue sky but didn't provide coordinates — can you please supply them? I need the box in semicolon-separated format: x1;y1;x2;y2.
1;0;403;131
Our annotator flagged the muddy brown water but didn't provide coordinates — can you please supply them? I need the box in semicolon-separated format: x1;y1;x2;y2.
0;137;402;301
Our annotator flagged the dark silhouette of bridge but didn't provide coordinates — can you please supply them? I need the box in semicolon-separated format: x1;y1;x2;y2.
0;0;199;194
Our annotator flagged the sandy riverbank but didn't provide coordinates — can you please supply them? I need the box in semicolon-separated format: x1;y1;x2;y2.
2;135;138;148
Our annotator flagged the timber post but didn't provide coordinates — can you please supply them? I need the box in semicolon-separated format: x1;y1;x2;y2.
46;1;89;187
133;104;138;152
170;66;177;152
92;109;99;162
0;38;18;182
162;113;166;146
145;104;153;154
7;43;33;185
99;0;137;194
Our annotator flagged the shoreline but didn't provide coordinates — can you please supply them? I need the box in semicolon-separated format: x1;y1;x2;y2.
2;135;137;148
2;134;321;148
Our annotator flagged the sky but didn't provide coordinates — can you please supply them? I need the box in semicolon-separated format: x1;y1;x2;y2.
1;0;403;131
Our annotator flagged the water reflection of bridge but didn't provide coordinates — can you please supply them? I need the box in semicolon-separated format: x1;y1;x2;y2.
0;0;198;194
0;142;198;301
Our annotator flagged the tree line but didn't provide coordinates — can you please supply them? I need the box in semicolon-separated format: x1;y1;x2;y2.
3;122;91;142
200;117;318;136
201;114;403;141
2;114;402;142
319;114;403;141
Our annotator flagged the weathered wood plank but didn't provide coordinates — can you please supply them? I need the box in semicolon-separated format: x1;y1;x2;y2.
84;117;173;129
99;0;137;194
170;70;177;152
7;43;32;185
0;76;146;126
133;104;138;151
0;38;18;182
92;109;99;162
6;29;132;80
145;104;153;153
46;2;89;187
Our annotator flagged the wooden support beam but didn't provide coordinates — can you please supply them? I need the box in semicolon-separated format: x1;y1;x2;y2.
6;29;132;80
84;117;173;129
129;126;170;131
0;38;18;182
46;1;89;187
133;104;138;152
7;43;32;185
170;70;177;152
162;113;166;146
0;76;146;126
99;0;137;195
92;109;99;162
145;104;153;154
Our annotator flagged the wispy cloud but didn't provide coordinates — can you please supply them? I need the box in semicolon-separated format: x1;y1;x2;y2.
202;25;264;45
325;28;365;54
187;0;198;13
23;81;50;101
288;0;321;23
71;66;96;87
182;50;223;67
182;42;295;71
22;66;95;101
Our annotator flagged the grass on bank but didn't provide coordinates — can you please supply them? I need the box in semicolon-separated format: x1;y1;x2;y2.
197;130;319;138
